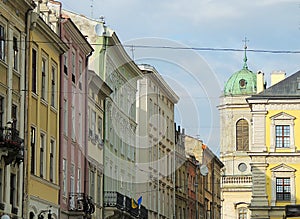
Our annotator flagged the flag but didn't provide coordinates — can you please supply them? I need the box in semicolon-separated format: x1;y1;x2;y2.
131;198;138;209
137;196;142;206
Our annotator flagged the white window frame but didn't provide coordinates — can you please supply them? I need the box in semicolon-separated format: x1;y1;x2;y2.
40;132;46;178
50;139;55;183
62;158;67;196
270;163;296;206
0;23;6;61
270;112;295;152
41;56;48;101
77;168;81;193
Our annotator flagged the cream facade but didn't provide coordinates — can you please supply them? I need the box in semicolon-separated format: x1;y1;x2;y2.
219;51;256;219
136;64;179;219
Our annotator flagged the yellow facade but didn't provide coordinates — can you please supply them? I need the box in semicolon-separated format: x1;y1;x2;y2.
25;7;68;218
265;110;300;207
247;71;300;219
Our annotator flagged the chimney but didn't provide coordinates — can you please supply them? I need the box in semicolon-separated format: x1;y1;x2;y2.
256;70;265;93
271;70;286;86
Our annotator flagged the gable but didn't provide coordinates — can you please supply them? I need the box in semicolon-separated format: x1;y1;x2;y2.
270;163;296;172
270;112;295;121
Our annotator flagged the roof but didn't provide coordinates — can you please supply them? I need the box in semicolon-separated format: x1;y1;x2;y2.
250;70;300;99
223;47;257;96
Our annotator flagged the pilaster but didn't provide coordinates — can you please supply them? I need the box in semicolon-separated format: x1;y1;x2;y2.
250;159;269;219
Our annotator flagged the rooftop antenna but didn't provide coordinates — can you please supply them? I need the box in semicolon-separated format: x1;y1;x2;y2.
90;0;94;18
242;37;249;69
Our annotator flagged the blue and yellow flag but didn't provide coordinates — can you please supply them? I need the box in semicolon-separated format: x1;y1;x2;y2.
137;196;142;206
131;198;138;209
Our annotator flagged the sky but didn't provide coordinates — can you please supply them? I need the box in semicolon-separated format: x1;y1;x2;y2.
59;0;300;154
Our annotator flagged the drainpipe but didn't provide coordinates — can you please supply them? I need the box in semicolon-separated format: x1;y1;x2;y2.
23;8;34;219
84;50;93;207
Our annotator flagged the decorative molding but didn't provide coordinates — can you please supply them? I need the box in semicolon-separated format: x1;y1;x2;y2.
270;163;296;206
270;112;295;152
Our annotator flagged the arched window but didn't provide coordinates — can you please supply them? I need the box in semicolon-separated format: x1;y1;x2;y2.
236;119;249;151
29;212;35;219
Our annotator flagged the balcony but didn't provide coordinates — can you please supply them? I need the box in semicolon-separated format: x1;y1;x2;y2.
222;175;252;188
0;123;23;165
104;191;148;219
69;193;95;215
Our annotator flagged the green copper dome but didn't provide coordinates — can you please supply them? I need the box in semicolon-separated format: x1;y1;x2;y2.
224;42;257;96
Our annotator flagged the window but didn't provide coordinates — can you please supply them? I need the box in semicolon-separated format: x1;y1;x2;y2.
40;133;45;178
64;53;68;75
98;117;102;138
32;49;37;93
0;25;5;61
270;112;295;152
97;174;101;205
10;173;16;206
13;37;18;70
275;125;290;148
72;52;76;83
70;164;75;193
51;65;56;107
78;59;82;90
64;99;68;134
271;164;296;205
236;119;249;151
89;169;95;200
0;168;2;202
0;96;4;127
276;178;290;201
77;168;81;193
62;159;67;196
41;58;47;100
71;106;75;140
30;127;36;174
50;140;55;182
11;104;17;121
238;208;247;219
91;110;96;137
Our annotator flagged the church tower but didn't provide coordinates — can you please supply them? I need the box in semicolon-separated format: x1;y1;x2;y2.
219;40;257;219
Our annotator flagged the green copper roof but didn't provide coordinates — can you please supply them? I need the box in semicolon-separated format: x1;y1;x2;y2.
224;67;257;96
224;40;257;96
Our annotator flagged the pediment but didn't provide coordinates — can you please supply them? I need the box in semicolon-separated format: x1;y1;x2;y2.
270;112;295;121
270;163;296;172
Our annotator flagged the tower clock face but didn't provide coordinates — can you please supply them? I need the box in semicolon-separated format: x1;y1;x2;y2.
238;163;247;172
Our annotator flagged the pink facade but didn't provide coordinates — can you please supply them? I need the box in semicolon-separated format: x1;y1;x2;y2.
59;15;93;219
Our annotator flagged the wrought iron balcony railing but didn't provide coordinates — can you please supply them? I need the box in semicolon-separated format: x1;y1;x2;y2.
0;125;23;165
104;191;148;219
68;193;95;215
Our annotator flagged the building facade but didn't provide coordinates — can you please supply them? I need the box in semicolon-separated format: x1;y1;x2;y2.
59;14;94;219
25;1;68;218
185;135;223;219
175;125;188;219
61;10;147;218
87;70;112;219
136;64;179;219
0;0;35;218
247;71;300;219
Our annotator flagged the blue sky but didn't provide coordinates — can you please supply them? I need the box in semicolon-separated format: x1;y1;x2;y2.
60;0;300;154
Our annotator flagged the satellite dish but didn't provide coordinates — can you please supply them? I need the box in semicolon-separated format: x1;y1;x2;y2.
200;164;208;176
1;215;10;219
95;23;104;36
